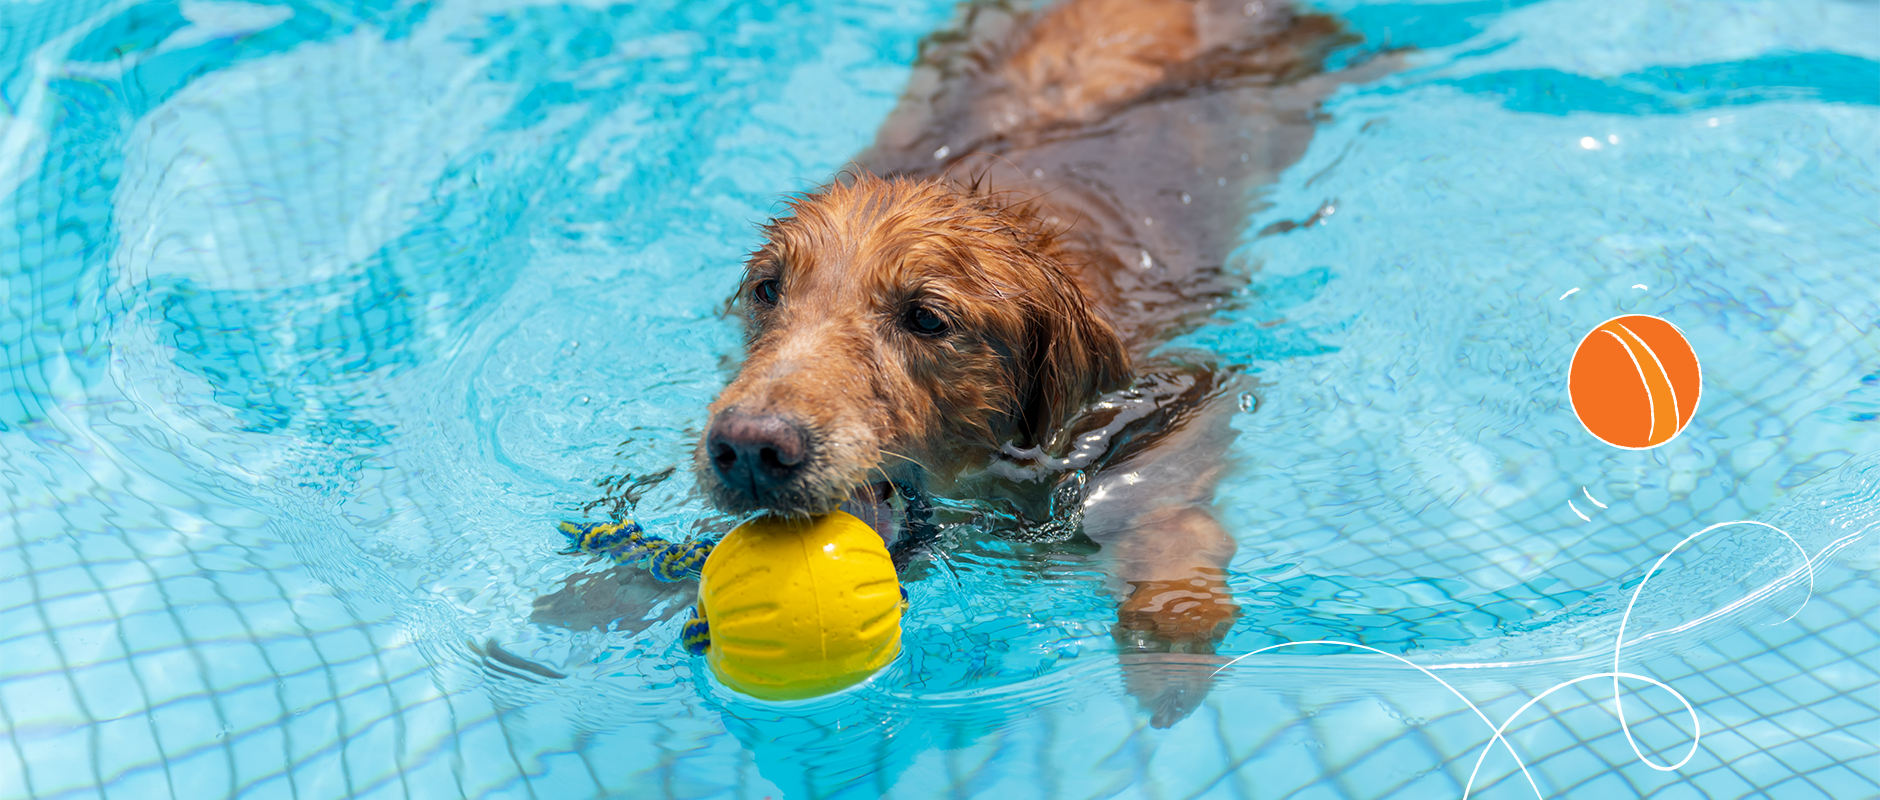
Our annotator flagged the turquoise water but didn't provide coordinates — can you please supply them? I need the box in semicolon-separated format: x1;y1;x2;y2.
2;0;1877;797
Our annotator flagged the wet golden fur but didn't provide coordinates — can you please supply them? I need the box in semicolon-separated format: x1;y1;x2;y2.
695;0;1377;726
702;177;1129;517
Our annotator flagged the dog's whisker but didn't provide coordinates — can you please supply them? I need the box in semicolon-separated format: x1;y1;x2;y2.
876;449;928;470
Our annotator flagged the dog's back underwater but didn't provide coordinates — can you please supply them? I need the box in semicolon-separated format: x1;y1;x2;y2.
861;0;1370;352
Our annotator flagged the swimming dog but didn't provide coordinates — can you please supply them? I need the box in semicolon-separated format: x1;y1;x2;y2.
698;0;1376;726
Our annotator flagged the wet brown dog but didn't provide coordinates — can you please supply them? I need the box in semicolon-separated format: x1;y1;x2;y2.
697;0;1376;726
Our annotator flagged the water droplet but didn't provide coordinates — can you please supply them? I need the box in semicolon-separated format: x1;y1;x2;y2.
933;145;951;160
1180;192;1192;204
1031;168;1044;178
1238;391;1257;412
577;395;591;405
1138;250;1153;269
1217;176;1226;186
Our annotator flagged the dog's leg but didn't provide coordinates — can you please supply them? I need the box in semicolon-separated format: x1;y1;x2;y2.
1107;505;1239;649
1080;378;1244;727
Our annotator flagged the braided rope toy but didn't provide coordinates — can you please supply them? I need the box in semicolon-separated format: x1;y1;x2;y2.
556;520;714;583
558;519;718;654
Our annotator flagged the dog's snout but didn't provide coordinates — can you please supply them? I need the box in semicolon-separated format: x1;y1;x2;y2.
707;410;810;498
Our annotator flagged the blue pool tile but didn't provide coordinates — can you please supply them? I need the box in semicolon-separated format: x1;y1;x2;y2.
0;673;84;729
96;758;174;800
13;721;97;798
1804;764;1879;799
329;711;409;798
232;771;300;800
0;629;62;677
92;713;165;785
70;658;150;721
251;635;328;682
116;608;188;655
1765;774;1837;800
17;538;84;576
1685;761;1758;798
40;584;117;631
311;626;377;667
1766;738;1838;778
177;604;249;644
0;743;25;800
195;640;275;692
217;681;288;737
450;713;530;797
149;694;227;756
279;702;348;783
153;574;229;610
1809;690;1878;728
1345;729;1453;797
130;647;214;707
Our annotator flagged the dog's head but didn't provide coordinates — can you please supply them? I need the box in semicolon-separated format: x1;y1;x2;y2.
696;174;1129;517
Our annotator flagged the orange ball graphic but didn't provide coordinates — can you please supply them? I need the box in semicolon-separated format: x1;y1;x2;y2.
1569;315;1702;449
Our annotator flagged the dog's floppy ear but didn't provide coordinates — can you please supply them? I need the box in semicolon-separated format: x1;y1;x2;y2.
1017;280;1130;449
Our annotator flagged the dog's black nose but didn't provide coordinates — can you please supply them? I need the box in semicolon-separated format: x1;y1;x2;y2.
706;410;809;500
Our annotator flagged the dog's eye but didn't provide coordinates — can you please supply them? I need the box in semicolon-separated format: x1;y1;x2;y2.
751;279;781;306
904;304;950;337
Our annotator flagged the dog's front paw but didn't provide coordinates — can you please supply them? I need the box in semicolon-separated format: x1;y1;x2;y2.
1116;577;1239;650
1113;578;1238;727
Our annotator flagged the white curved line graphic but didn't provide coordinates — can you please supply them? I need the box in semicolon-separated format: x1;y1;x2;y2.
1614;323;1678;435
1212;519;1840;799
1600;329;1654;442
1582;487;1608;509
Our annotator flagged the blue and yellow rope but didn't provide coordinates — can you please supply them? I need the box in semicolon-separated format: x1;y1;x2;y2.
556;519;714;582
681;607;712;656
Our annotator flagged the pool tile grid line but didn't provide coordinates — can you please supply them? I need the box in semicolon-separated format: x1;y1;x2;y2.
5;502;158;798
6;443;1878;798
1;488;429;800
4;0;1880;798
0;525;499;800
12;493;1877;799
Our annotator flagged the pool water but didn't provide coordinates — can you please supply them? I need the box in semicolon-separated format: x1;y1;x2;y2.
2;0;1877;797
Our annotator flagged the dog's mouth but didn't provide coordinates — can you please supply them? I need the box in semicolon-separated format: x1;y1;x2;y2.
837;480;902;542
835;479;937;569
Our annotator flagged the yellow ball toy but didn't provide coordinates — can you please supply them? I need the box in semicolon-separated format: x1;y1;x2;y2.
696;511;902;700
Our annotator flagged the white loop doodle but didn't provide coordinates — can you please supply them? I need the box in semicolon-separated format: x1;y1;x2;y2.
1213;520;1857;799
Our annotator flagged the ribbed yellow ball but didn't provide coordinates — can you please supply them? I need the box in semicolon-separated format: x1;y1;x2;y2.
699;511;902;700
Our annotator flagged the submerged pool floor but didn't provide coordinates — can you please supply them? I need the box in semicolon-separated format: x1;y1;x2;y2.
2;0;1878;798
